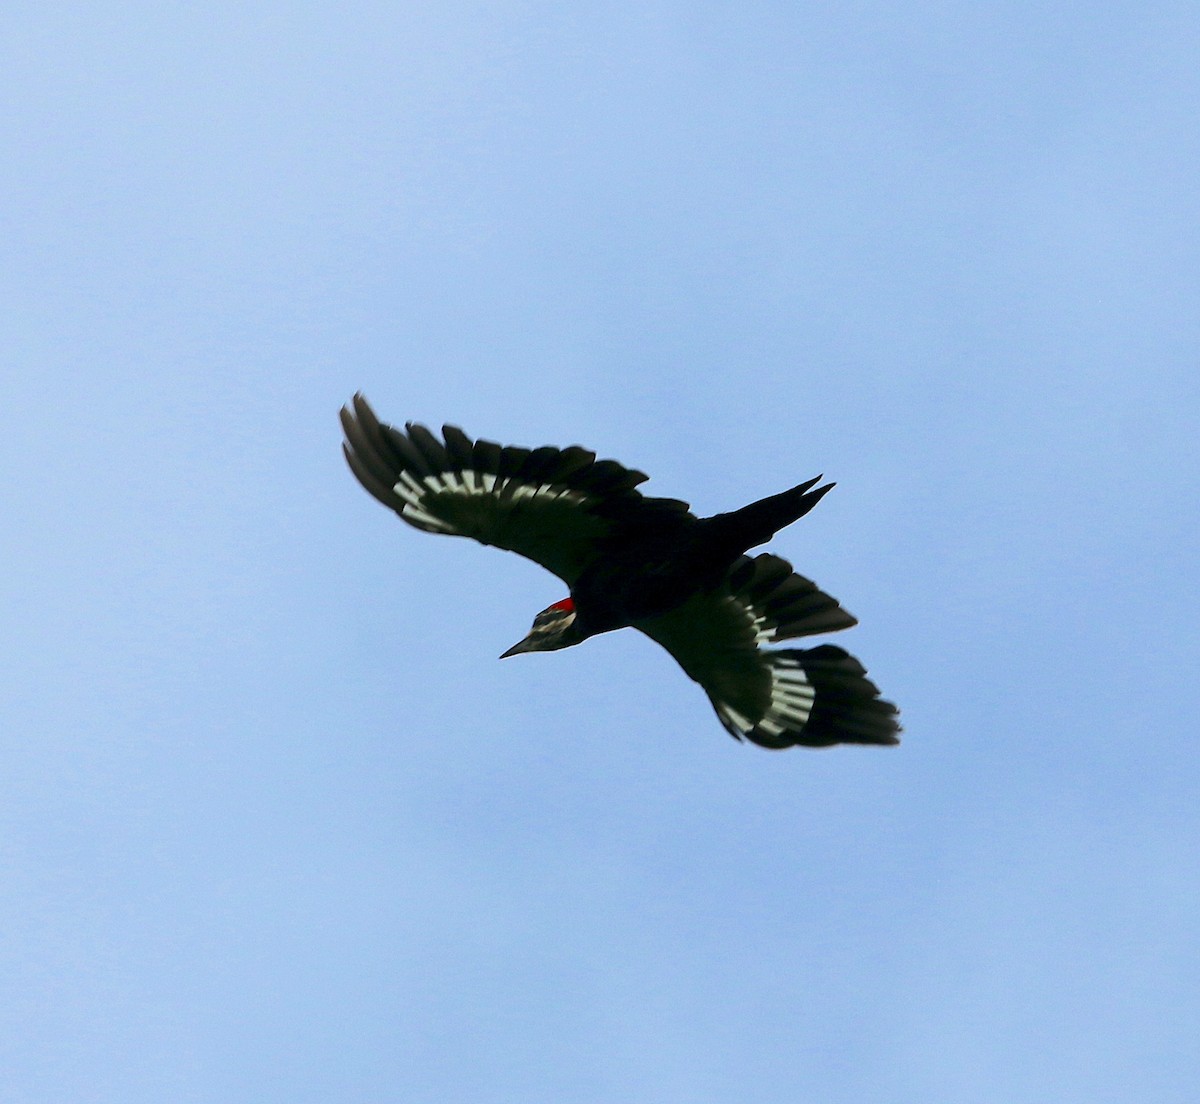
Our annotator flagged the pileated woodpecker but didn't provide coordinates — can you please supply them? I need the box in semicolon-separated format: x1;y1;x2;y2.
341;395;899;749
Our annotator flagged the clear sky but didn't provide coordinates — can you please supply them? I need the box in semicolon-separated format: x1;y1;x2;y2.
3;3;1197;1101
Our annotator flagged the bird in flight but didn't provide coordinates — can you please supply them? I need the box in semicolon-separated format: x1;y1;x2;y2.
341;394;899;749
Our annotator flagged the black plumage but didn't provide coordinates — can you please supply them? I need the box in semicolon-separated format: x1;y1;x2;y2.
341;394;899;749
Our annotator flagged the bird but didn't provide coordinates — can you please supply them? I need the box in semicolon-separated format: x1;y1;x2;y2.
340;394;899;749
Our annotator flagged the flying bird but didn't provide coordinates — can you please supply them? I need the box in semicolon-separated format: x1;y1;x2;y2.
341;395;899;749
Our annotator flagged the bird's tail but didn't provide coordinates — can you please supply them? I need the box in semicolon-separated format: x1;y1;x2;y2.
710;644;901;749
706;477;835;557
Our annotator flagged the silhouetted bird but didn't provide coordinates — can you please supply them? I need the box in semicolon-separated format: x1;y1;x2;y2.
341;394;899;749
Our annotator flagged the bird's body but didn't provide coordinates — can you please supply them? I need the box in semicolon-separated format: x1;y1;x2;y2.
341;395;899;749
566;479;830;636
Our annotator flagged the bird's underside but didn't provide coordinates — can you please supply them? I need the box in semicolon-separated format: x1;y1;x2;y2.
341;393;900;749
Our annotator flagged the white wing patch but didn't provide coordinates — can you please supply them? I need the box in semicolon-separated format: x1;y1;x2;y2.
750;607;782;646
714;653;816;742
342;398;691;585
391;467;589;536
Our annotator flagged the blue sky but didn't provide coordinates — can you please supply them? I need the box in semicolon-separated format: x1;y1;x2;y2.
3;3;1197;1101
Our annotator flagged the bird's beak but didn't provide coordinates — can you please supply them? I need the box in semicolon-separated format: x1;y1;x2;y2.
499;636;534;659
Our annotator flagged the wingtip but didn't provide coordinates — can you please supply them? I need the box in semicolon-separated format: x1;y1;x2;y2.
341;392;368;423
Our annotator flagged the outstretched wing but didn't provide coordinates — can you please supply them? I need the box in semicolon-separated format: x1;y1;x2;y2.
635;553;900;748
340;394;692;585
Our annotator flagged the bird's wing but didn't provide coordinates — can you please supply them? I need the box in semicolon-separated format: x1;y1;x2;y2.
635;553;900;748
341;394;692;585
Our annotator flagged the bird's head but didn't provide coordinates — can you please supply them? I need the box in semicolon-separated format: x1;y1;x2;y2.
500;597;581;658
